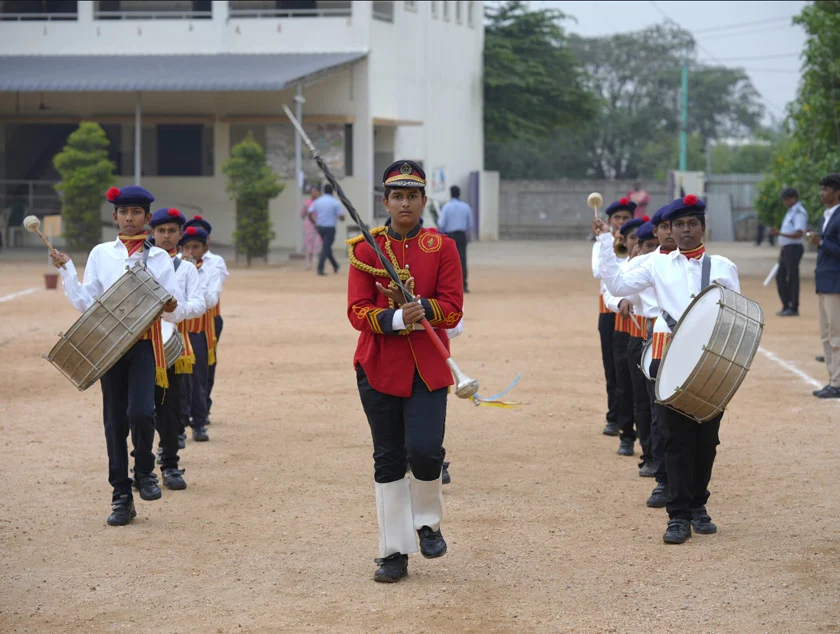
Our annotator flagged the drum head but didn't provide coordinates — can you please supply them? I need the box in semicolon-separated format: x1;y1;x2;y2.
161;319;174;340
641;338;654;381
657;286;723;401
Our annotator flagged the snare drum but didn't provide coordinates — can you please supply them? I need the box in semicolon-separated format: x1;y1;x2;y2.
161;320;184;369
656;283;764;422
45;264;173;391
640;337;654;381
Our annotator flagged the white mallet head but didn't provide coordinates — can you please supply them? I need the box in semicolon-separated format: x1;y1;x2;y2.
23;215;41;232
587;192;603;209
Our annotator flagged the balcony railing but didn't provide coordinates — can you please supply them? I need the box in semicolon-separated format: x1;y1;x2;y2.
0;13;78;21
93;10;212;19
228;7;351;18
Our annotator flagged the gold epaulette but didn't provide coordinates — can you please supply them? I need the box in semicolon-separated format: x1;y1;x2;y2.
345;225;387;246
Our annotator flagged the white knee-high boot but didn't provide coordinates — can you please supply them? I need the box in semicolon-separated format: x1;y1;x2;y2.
375;477;418;558
409;475;443;531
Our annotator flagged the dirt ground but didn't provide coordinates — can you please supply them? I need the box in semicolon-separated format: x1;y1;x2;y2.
0;241;838;634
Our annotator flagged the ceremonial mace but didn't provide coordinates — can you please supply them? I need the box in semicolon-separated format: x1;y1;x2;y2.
281;104;479;399
24;215;65;270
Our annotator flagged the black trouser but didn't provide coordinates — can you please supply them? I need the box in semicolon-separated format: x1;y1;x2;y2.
448;230;469;291
612;330;636;441
100;340;156;499
317;226;338;273
627;336;652;462
207;315;223;415
155;365;181;471
776;244;804;311
657;404;722;520
598;313;618;425
188;332;210;428
646;376;667;484
356;365;447;483
179;373;191;431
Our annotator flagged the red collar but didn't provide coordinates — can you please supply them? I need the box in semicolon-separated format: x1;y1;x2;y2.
681;244;706;260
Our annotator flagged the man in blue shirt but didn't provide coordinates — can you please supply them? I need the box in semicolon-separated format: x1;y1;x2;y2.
438;186;472;292
771;187;809;316
309;184;344;276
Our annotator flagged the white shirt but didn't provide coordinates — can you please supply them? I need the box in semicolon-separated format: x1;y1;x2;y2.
203;250;230;284
624;251;661;320
824;204;840;225
779;202;808;247
597;233;740;334
171;257;206;323
59;237;183;322
195;262;222;311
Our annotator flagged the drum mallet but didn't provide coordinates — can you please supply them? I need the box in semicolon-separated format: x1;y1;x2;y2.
24;215;65;270
587;192;603;221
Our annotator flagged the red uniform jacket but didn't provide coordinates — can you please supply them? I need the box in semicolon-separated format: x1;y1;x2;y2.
347;224;464;397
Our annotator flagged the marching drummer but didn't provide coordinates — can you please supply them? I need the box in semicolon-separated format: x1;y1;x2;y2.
149;207;207;490
179;226;223;443
594;195;740;544
183;215;229;423
50;186;183;526
592;198;636;437
347;160;463;583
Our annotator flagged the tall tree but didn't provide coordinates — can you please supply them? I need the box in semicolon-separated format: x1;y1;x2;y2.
53;122;117;251
483;0;596;144
756;1;840;227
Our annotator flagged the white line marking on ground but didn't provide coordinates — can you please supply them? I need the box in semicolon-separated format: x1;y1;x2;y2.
0;287;39;303
758;347;824;390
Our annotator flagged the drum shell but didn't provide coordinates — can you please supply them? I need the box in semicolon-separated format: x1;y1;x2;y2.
45;265;172;391
656;284;764;422
162;320;185;369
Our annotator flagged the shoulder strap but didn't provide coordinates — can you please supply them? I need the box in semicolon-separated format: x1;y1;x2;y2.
173;256;181;272
142;240;152;268
701;254;712;289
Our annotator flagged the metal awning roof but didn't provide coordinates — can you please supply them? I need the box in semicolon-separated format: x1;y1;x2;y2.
0;52;366;92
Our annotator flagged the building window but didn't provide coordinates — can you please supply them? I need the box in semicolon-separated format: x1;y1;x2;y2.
467;0;474;27
94;1;212;20
455;0;462;23
0;0;78;21
372;0;393;22
430;1;438;18
228;1;351;18
403;0;416;11
442;0;450;21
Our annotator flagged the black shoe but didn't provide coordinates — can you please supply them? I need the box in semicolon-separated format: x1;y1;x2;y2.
373;553;408;583
162;468;187;491
133;472;162;501
106;495;136;526
638;461;656;477
334;265;340;274
442;461;451;485
192;426;210;441
317;271;327;277
602;421;619;436
663;518;691;544
777;308;799;317
646;482;668;508
816;355;825;363
417;526;447;558
617;438;635;456
814;385;840;399
178;433;186;450
690;507;717;534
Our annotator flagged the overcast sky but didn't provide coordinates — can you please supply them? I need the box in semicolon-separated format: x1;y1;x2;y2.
525;1;808;123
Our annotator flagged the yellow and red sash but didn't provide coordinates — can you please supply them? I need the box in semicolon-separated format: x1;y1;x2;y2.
598;294;611;314
185;309;217;366
175;321;195;374
682;244;706;260
651;332;670;360
118;232;148;256
139;319;168;388
212;298;221;318
615;313;632;334
628;315;648;339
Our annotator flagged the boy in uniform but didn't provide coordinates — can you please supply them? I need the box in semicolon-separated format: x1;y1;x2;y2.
51;186;183;525
347;160;463;582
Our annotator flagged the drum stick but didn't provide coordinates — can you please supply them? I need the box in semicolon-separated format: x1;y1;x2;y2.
762;262;779;287
23;215;65;270
587;192;603;222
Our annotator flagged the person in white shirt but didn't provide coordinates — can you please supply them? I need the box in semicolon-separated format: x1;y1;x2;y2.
770;188;808;316
50;186;183;526
594;195;740;545
179;226;223;442
592;198;635;437
183;215;229;422
149;207;207;491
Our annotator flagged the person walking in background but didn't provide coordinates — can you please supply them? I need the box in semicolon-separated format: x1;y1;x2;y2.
771;187;808;316
310;184;344;276
300;185;323;270
627;182;650;219
438;185;472;293
810;173;840;399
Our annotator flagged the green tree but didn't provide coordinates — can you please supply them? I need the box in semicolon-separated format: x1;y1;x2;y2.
52;122;117;251
483;0;596;144
756;1;840;228
222;134;283;267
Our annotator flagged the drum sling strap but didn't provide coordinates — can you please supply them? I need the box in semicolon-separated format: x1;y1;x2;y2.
660;255;712;331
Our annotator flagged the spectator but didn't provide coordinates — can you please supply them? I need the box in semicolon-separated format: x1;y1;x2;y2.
438;185;472;293
310;184;344;276
771;187;808;316
627;182;650;219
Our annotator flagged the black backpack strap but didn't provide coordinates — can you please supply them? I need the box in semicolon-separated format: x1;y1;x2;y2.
142;240;152;268
173;256;181;272
660;311;677;331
